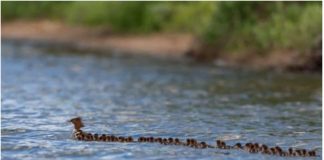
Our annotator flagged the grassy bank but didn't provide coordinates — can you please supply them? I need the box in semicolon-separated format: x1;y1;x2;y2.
2;2;322;71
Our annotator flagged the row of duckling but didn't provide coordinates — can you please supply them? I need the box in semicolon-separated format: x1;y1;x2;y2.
216;140;317;157
74;131;209;149
74;131;316;157
70;118;316;157
74;130;134;142
138;137;212;149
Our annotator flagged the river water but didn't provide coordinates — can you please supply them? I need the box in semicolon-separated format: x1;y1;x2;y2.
2;42;322;159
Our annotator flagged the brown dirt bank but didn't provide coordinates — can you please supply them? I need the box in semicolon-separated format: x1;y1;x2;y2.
2;20;321;72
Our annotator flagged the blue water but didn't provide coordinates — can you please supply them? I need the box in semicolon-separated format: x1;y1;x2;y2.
2;42;322;159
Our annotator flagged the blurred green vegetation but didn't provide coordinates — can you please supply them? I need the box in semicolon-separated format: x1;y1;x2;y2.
2;1;322;54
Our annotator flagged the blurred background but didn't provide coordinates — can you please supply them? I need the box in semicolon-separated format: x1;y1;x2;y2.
2;1;322;71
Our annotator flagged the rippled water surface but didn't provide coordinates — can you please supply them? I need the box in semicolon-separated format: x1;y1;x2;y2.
2;42;322;159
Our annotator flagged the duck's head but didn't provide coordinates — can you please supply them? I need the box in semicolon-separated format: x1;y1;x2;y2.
69;117;84;131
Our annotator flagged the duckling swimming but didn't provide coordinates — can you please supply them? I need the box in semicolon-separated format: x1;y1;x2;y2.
233;143;242;149
149;137;154;143
216;140;228;149
308;150;316;157
174;138;181;145
155;137;162;143
138;137;144;142
200;142;207;149
99;134;106;141
94;134;99;141
118;136;125;142
168;138;174;144
288;147;294;156
244;143;252;151
274;146;283;156
126;136;133;142
260;144;270;154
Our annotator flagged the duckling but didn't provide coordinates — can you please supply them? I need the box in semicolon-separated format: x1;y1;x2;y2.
192;139;198;145
219;141;226;149
174;138;181;145
288;147;294;156
118;136;125;142
76;134;83;140
216;140;222;148
244;143;252;151
281;151;289;157
155;137;162;143
86;133;93;141
295;149;302;156
80;134;86;141
73;130;83;139
163;138;168;144
200;142;207;149
149;137;154;143
99;134;106;141
308;150;316;157
126;136;133;142
248;145;256;153
105;135;110;142
249;148;257;153
270;147;276;155
275;146;283;156
138;137;144;142
260;144;270;154
233;143;242;149
253;143;260;152
301;149;307;157
111;135;118;142
94;134;99;141
222;142;231;149
158;138;163;144
187;139;191;146
168;138;174;144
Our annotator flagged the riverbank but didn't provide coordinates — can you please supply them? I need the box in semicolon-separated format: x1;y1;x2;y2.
2;20;321;72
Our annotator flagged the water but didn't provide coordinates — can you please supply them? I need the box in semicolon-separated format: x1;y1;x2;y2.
2;42;322;160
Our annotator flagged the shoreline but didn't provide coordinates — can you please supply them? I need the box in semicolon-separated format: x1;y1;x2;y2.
2;20;321;72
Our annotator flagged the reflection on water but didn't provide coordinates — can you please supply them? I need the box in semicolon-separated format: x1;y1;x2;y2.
2;42;322;159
